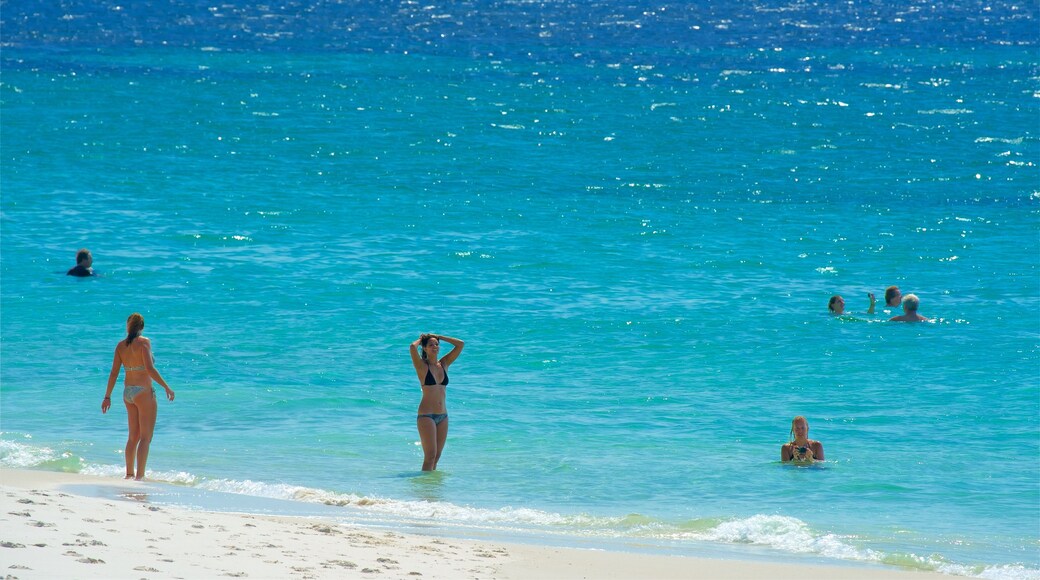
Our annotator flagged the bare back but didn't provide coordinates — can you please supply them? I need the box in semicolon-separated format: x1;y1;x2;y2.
118;337;154;387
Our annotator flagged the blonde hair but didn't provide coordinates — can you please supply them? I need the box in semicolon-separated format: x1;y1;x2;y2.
789;415;808;442
125;313;145;346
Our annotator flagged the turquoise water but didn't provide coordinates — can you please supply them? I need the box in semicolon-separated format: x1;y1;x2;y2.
2;2;1039;577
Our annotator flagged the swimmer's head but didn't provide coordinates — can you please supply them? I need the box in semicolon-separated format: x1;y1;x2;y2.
828;295;844;313
76;248;92;267
902;293;920;312
885;285;901;306
790;415;809;440
125;313;144;345
419;334;440;361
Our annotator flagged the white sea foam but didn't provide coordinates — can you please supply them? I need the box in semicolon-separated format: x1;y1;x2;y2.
686;514;882;562
0;437;83;470
3;442;1037;580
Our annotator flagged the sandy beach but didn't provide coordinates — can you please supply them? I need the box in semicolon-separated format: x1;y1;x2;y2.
0;468;951;580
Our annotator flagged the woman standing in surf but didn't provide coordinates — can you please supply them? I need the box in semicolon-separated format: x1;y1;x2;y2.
409;333;464;471
102;313;175;480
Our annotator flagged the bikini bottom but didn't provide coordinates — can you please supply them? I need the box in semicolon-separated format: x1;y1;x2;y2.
123;385;155;404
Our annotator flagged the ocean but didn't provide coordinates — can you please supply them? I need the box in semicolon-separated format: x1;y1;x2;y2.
1;1;1038;577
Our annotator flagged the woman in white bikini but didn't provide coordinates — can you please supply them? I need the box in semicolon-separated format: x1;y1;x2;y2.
102;313;175;480
409;333;464;471
781;415;825;463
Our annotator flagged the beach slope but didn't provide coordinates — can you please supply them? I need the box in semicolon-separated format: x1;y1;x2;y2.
1;469;947;579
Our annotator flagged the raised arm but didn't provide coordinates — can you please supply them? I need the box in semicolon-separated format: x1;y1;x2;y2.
103;345;122;414
410;335;426;380
141;339;174;401
867;292;876;315
435;334;464;367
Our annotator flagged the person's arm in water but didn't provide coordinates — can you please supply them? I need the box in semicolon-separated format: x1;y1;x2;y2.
780;443;793;461
103;345;121;413
867;293;876;315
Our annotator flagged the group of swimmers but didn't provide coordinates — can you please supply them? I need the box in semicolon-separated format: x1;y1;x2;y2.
76;247;877;477
828;285;932;322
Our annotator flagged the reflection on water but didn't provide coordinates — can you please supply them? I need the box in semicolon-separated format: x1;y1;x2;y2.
120;492;150;502
409;470;447;503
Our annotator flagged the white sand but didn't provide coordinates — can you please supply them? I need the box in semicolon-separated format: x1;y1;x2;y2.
1;468;948;579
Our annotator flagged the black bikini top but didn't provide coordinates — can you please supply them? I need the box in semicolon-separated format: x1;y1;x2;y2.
424;364;448;386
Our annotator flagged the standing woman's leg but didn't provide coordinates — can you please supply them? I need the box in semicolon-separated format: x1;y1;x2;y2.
124;400;141;479
433;418;449;470
417;417;438;471
133;389;159;480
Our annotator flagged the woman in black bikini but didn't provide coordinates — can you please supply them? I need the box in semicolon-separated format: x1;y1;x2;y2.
409;333;464;471
781;416;824;463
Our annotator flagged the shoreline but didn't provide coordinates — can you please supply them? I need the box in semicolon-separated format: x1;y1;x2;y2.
1;468;949;579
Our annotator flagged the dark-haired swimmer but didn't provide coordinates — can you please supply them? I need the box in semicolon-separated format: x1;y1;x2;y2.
67;248;95;277
884;286;902;308
781;416;824;463
102;313;175;480
409;333;464;471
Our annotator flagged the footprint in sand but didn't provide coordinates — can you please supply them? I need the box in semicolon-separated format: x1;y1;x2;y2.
1;541;26;548
29;521;55;527
62;540;106;547
76;557;105;564
134;566;161;572
322;559;358;569
8;511;31;517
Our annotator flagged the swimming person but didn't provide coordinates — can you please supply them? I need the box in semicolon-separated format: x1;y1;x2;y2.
102;313;175;480
828;292;876;315
781;416;824;463
884;285;902;308
890;293;932;322
409;333;464;471
66;248;95;277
